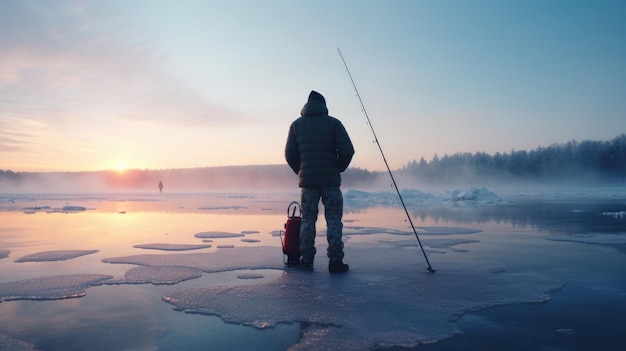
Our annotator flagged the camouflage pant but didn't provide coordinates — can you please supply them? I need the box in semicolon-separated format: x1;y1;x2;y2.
300;186;345;262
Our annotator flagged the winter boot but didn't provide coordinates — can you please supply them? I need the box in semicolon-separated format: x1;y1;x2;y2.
329;260;349;273
298;257;314;271
285;255;300;267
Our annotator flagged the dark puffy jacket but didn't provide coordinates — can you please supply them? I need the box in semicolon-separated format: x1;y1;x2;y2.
285;100;354;187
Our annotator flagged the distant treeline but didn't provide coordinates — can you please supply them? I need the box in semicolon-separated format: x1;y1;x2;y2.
1;134;625;192
399;134;626;185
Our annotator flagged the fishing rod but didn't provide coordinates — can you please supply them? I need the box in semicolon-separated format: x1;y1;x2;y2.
337;48;435;274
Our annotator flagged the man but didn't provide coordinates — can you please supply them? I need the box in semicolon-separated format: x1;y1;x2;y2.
285;90;355;273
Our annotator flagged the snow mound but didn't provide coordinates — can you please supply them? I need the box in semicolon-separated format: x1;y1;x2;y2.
546;233;626;245
105;266;202;285
194;231;245;238
0;274;112;301
441;187;498;202
15;250;99;262
133;243;212;251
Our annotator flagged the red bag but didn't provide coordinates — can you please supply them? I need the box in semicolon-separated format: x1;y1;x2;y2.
281;201;301;264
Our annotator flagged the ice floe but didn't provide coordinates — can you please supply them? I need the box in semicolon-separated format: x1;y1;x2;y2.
155;243;562;350
0;274;112;301
0;249;10;259
104;266;202;285
15;250;99;262
0;334;38;351
194;231;245;239
133;243;212;251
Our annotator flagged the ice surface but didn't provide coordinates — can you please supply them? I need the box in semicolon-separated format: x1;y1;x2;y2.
0;334;38;351
0;249;9;259
104;266;202;285
101;243;562;350
194;231;245;238
14;250;99;262
133;243;212;251
0;274;112;301
546;233;626;245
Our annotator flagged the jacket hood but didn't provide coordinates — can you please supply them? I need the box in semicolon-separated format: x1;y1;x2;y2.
300;100;329;116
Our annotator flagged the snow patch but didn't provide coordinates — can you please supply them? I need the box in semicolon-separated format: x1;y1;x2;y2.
105;266;202;285
194;231;245;239
0;274;112;301
133;243;212;251
15;250;99;262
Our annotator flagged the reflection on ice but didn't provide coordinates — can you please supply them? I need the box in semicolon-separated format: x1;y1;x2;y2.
0;274;112;301
133;243;212;251
15;250;99;262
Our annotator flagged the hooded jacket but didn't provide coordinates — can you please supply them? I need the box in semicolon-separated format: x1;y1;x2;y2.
285;91;355;187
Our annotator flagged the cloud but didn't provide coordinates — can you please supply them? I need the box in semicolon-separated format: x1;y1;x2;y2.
0;0;241;137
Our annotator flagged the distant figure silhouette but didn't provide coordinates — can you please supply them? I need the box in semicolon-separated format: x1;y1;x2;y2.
158;181;163;193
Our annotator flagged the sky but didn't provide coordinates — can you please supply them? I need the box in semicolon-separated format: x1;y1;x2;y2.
1;0;624;173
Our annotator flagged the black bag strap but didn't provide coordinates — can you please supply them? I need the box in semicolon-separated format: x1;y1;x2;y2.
288;201;301;218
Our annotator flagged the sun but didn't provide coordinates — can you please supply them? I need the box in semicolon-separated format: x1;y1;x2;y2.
116;163;128;173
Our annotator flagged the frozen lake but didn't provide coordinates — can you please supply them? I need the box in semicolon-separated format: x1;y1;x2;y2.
0;188;625;350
